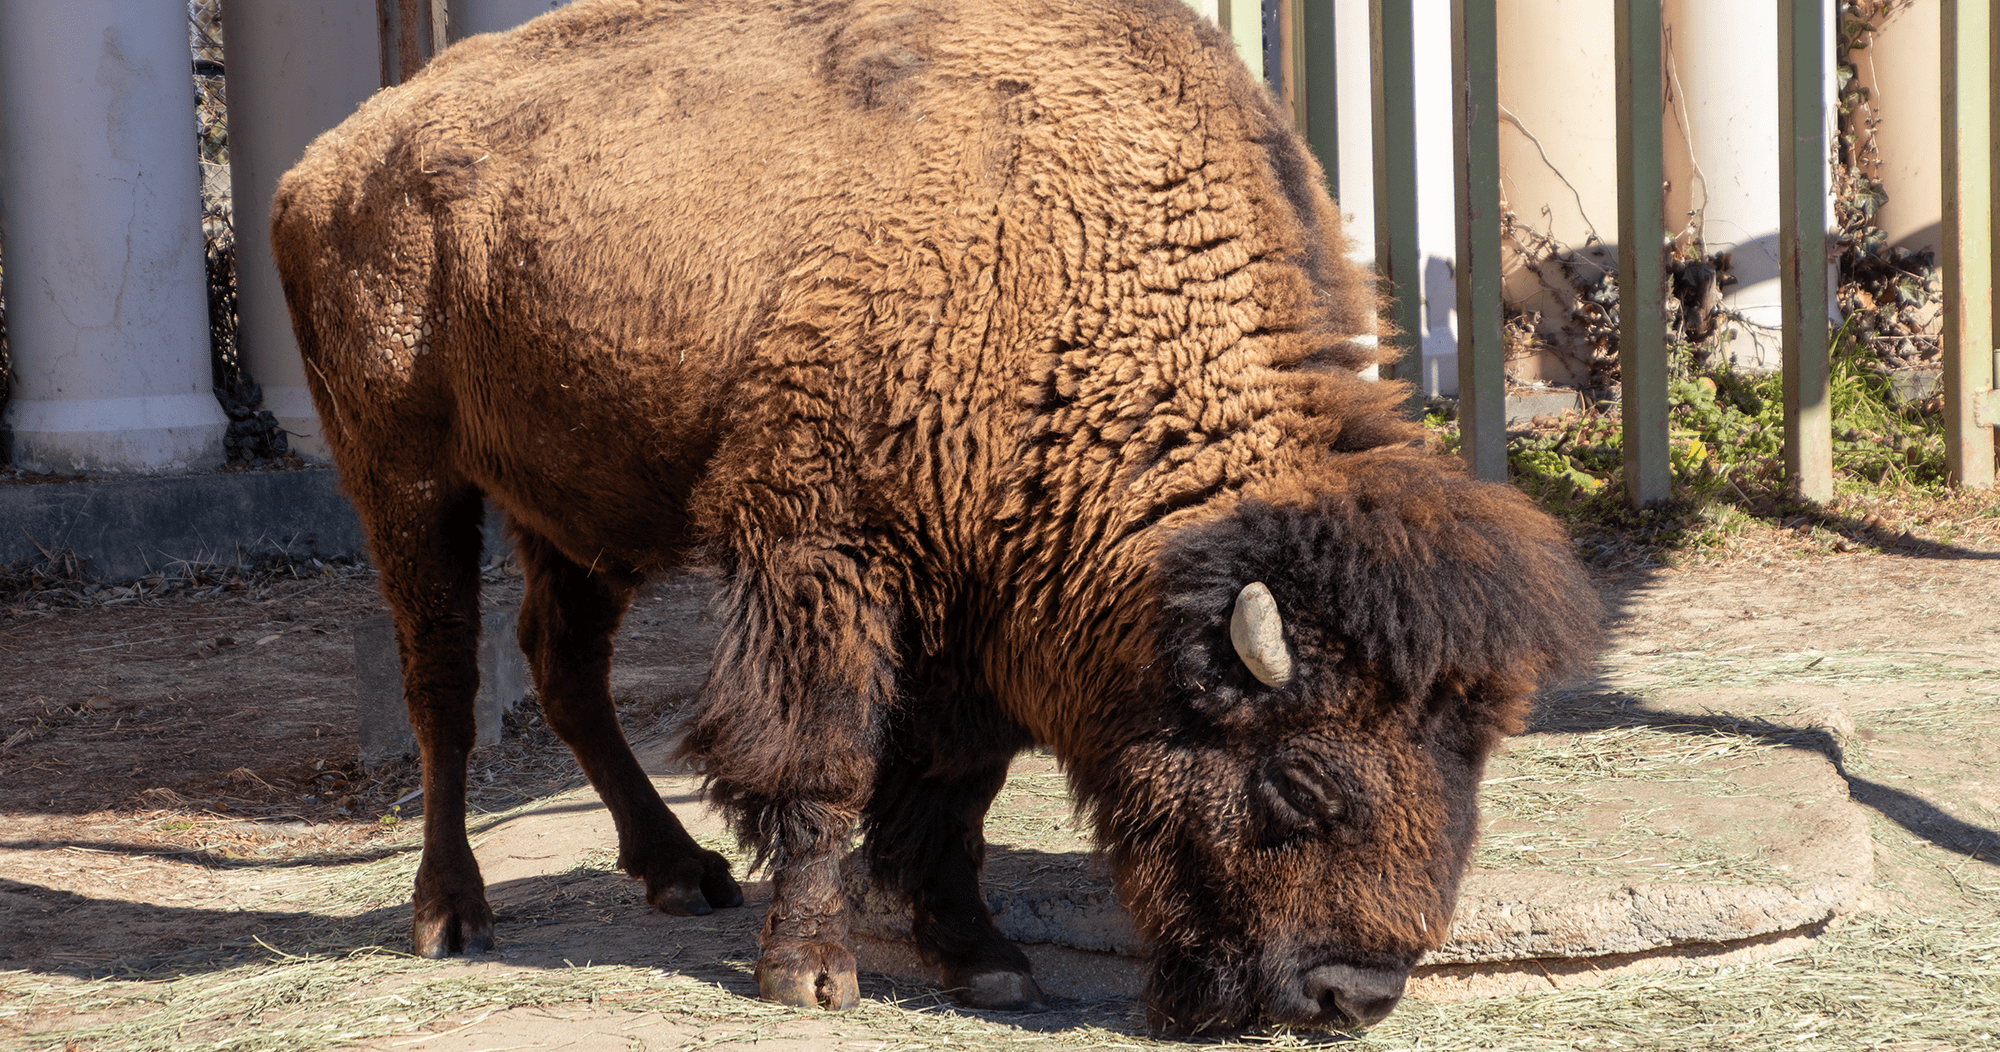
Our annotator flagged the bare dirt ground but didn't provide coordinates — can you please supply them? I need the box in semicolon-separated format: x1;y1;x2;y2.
1;542;1996;1051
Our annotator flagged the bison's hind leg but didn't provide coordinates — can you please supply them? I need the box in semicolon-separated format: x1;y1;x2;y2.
863;710;1046;1010
512;530;742;915
352;477;495;958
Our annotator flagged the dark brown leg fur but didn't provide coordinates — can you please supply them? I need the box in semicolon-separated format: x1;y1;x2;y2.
756;800;862;1009
513;530;742;915
864;713;1044;1009
356;479;492;958
681;533;902;1010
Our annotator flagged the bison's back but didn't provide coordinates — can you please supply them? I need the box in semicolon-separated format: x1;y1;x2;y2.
280;0;1251;360
274;0;1369;571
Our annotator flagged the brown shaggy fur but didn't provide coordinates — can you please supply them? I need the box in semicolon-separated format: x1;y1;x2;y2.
273;0;1599;1032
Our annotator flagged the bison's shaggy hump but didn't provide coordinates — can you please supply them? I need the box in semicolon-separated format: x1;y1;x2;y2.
273;0;1599;1033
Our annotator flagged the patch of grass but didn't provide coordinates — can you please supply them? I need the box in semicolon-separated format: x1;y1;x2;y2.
9;756;1993;1052
5;950;756;1052
15;902;1991;1052
1601;648;1998;692
1473;718;1802;883
1496;722;1782;785
986;766;1092;852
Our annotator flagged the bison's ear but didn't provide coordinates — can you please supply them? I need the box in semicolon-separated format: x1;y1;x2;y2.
1230;582;1294;688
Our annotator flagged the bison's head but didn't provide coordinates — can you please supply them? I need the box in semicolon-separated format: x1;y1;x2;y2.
1081;457;1598;1033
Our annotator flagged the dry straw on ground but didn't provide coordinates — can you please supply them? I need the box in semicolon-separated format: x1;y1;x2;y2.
9;672;1993;1052
9;893;1995;1052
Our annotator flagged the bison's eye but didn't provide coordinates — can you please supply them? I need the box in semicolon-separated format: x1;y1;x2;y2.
1255;758;1348;839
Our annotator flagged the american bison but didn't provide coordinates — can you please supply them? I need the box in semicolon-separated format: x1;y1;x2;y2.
273;0;1598;1032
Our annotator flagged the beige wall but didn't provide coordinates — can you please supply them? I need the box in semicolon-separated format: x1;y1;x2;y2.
1496;1;1859;382
1496;0;1620;386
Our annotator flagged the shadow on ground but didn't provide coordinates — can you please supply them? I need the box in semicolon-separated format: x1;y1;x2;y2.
1527;687;1999;866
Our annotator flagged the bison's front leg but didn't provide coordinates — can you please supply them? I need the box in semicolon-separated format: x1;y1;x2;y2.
755;800;862;1009
680;536;899;1010
864;708;1045;1009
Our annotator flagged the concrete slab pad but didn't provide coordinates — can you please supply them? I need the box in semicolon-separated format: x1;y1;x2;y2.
354;604;530;767
1505;389;1587;425
841;716;1870;1001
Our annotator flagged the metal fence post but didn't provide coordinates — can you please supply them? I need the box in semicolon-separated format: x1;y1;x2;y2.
1942;0;1999;489
1616;1;1670;506
1370;0;1424;416
1212;0;1264;83
1779;0;1834;502
1451;0;1505;480
1298;2;1339;197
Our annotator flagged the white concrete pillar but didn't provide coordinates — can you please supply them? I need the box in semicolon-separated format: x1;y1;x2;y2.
1850;0;1942;253
1495;0;1620;388
1412;0;1461;395
1662;0;1840;371
0;0;227;474
448;0;572;39
223;1;382;464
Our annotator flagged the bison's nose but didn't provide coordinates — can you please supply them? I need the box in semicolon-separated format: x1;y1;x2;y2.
1300;964;1406;1027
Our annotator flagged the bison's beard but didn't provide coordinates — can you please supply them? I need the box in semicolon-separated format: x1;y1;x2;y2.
1144;937;1415;1034
1142;941;1259;1036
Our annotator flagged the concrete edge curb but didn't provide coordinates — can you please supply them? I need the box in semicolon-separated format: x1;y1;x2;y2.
0;468;366;582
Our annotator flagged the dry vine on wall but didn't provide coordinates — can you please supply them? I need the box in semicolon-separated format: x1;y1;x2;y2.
192;1;293;466
1833;0;1944;385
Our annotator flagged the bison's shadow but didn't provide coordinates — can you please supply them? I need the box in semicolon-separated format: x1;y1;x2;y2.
0;849;1366;1044
1525;686;1999;866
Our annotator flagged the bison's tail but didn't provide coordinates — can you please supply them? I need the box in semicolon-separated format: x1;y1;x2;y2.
269;161;358;453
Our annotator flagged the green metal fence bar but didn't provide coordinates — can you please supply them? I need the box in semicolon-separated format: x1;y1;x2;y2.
1220;0;1264;84
1370;0;1424;416
1615;2;1670;507
1451;0;1504;480
1942;0;1999;489
1298;2;1339;198
1779;0;1834;501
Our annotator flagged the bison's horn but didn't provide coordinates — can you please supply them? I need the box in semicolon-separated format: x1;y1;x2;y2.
1230;581;1293;688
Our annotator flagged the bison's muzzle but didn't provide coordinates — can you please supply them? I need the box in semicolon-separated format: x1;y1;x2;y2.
1290;963;1408;1028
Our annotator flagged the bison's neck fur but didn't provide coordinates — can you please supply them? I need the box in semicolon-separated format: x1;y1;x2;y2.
666;0;1411;753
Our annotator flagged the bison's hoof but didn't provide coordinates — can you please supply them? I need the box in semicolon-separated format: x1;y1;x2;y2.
412;901;495;958
756;942;860;1010
700;849;746;909
634;847;744;915
954;969;1048;1011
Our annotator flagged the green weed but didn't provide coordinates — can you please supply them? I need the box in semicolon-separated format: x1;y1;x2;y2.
1440;329;1994;563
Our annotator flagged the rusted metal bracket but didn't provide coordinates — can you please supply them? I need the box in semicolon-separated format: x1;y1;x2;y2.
1974;381;2000;430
